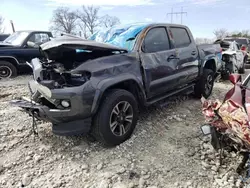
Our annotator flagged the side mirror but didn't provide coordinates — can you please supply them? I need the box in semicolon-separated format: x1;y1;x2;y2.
27;41;35;48
229;74;242;85
27;41;39;48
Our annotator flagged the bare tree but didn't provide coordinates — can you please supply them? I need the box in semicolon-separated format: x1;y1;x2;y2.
213;28;228;39
195;38;213;44
77;23;88;39
50;7;78;34
77;5;100;35
0;15;5;33
241;30;249;37
100;14;120;28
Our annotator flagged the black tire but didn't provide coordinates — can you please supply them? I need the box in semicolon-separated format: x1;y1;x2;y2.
0;61;17;78
92;89;139;146
238;57;246;74
194;69;215;99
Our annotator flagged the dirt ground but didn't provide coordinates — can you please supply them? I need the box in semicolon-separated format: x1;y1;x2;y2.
0;72;249;188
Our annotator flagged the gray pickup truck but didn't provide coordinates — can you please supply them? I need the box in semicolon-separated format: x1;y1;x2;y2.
11;23;222;146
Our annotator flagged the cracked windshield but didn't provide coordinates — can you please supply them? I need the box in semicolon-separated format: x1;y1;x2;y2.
1;0;250;187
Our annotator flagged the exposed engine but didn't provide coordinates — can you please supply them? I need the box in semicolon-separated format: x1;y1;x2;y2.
37;60;91;88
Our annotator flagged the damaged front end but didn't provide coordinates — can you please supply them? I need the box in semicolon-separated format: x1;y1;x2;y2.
10;35;128;136
201;74;250;176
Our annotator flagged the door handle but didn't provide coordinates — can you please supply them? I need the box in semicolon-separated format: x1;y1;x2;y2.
191;51;197;56
167;55;179;61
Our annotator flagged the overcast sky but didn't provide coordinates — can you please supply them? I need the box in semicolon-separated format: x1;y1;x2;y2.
0;0;250;38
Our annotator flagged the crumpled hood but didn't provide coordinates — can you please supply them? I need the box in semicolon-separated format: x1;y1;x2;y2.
72;53;136;75
40;35;128;60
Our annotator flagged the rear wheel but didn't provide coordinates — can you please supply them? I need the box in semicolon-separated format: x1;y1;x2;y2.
92;89;138;146
194;69;215;99
0;61;17;79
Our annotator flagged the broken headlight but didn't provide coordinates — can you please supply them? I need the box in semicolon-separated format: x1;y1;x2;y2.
69;71;91;86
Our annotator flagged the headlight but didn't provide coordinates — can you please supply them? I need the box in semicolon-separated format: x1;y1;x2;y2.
61;100;70;108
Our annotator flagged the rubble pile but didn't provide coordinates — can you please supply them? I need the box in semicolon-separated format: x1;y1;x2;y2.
199;136;250;188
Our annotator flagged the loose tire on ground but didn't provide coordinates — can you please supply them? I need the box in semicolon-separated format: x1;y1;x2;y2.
92;89;139;146
194;68;215;99
0;61;17;78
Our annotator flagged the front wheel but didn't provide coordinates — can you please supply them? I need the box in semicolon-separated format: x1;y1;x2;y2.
0;61;17;79
92;89;139;146
194;69;215;99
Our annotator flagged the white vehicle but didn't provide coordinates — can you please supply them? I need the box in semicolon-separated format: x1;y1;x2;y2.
214;39;245;79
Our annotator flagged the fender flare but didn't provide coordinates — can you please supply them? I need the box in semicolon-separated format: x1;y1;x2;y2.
0;56;20;65
202;56;217;72
91;73;146;114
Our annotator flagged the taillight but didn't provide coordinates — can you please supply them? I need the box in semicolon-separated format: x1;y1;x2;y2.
241;46;246;51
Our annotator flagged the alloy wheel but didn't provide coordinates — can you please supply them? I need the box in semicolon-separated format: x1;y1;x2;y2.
109;101;133;136
205;74;213;94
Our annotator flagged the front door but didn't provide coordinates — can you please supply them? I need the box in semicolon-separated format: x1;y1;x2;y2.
140;27;179;98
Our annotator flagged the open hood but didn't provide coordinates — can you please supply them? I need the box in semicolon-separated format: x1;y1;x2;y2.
40;35;128;60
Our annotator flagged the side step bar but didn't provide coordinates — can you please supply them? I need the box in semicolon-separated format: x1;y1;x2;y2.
146;84;195;105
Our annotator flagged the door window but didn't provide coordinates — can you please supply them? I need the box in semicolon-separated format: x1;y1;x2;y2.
27;33;50;46
170;27;191;48
143;27;170;53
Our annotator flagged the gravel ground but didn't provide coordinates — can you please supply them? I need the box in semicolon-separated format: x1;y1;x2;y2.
0;72;250;188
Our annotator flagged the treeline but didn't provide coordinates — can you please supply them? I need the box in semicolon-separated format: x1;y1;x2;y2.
49;6;121;38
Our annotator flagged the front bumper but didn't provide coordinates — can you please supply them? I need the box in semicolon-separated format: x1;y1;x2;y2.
10;98;92;136
10;77;96;136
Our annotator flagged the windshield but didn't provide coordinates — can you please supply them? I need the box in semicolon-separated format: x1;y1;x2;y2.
3;31;30;46
89;23;150;51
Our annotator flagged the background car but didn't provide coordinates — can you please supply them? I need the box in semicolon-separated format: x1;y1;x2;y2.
223;37;250;63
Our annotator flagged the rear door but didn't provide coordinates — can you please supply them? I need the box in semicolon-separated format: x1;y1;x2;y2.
168;27;199;86
140;26;179;98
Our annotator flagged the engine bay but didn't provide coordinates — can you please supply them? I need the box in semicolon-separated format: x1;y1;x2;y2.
35;48;122;88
